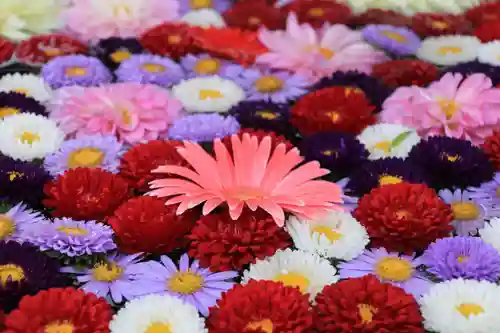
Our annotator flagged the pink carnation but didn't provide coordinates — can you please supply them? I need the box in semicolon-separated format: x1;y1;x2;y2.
381;73;500;145
49;83;182;145
256;14;388;82
62;0;180;42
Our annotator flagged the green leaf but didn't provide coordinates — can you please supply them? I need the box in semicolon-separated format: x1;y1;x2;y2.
390;131;412;149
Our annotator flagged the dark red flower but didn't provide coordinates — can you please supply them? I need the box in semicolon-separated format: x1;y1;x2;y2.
119;139;187;193
482;131;500;170
140;23;200;59
223;0;286;31
313;275;424;333
15;34;88;65
411;13;472;37
354;183;453;253
108;196;198;254
349;9;411;27
4;288;112;333
0;38;15;65
283;0;352;27
473;21;500;42
43;168;131;221
291;87;376;135
207;280;313;333
188;209;292;271
372;60;439;88
223;128;295;153
466;2;500;26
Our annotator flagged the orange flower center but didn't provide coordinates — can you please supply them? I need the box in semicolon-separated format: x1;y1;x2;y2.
43;48;63;57
394;209;411;220
343;86;363;96
56;226;89;236
0;215;15;240
168;35;182;44
438;46;462;55
256;110;278;120
248;16;261;25
194;58;220;75
255;75;284;93
199;89;224;100
142;63;166;73
0;107;19;118
431;20;449;30
273;272;310;293
381;31;408;43
65;67;87;76
319;47;335;59
190;0;212;9
245;319;273;333
326;111;341;123
145;323;172;333
67;147;105;168
227;186;265;201
358;304;378;324
451;201;480;220
379;175;403;186
110;50;131;63
438;98;459;120
44;321;74;333
0;264;24;286
308;7;325;17
375;256;413;281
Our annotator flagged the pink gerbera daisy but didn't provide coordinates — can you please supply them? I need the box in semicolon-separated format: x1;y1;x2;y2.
147;133;343;226
380;73;500;145
256;14;388;82
49;83;182;145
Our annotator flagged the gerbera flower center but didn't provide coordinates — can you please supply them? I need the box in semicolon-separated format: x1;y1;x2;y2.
256;110;278;120
379;175;403;186
168;271;204;294
457;303;484;317
0;107;19;118
245;319;273;333
93;261;124;282
67;147;105;168
110;50;132;63
380;31;408;43
438;46;462;55
451;201;480;220
18;131;40;144
358;304;378;324
194;58;221;75
145;323;172;333
44;321;74;333
374;141;392;153
311;225;342;242
199;89;224;100
191;0;212;9
431;20;449;29
308;7;325;17
326;111;341;123
65;67;88;76
255;76;284;93
7;171;23;181
142;63;167;73
0;264;25;286
168;35;182;44
273;271;310;293
56;226;89;236
0;215;15;240
375;257;414;281
438;99;459;120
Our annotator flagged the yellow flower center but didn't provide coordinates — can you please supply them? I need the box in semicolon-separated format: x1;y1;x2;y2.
358;304;378;324
442;153;459;162
0;107;19;118
308;7;325;17
496;187;500;197
255;75;284;93
245;319;273;333
92;261;124;282
142;63;166;73
256;110;278;120
199;89;223;100
457;303;484;318
395;209;411;220
44;321;74;333
13;88;28;95
381;31;408;43
190;0;212;9
321;150;338;157
19;131;40;145
0;215;15;240
379;175;403;186
248;16;261;25
194;58;221;75
113;5;132;17
451;201;480;220
273;272;310;293
431;20;449;30
168;35;182;44
319;47;335;60
168;271;204;294
438;99;459;120
311;225;342;242
0;264;25;286
118;107;132;125
375;257;413;281
344;86;363;96
326;111;340;123
145;323;172;333
374;141;392;153
457;256;468;263
438;46;462;55
7;171;23;181
56;226;89;236
43;48;63;57
65;67;87;77
67;147;105;169
110;50;131;63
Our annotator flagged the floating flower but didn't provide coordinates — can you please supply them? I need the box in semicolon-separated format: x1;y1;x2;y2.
286;210;369;261
416;35;480;66
0;73;52;103
140;22;199;60
480;218;500;252
372;59;439;88
354;183;453;253
148;133;343;226
362;24;421;56
94;37;144;69
0;202;46;243
168;113;240;142
180;53;244;79
411;13;472;37
179;0;231;15
285;0;352;27
182;8;226;28
229;101;291;135
0;92;46;119
478;41;500;67
222;0;286;30
115;54;184;87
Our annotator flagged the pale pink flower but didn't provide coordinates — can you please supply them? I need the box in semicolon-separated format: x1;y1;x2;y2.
61;0;180;42
147;134;343;226
380;73;500;145
49;83;182;145
256;14;388;82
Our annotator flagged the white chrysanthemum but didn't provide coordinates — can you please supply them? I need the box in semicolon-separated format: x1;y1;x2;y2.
0;73;52;102
416;36;480;66
479;218;500;252
0;113;64;161
110;294;207;333
172;76;245;113
242;248;338;301
420;279;500;333
181;9;226;28
478;41;500;67
357;123;421;160
341;0;487;15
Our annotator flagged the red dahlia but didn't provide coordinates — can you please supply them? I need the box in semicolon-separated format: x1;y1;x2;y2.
187;209;292;271
15;34;88;65
372;59;439;88
108;196;198;254
411;13;472;37
473;21;500;42
291;87;376;135
223;0;286;31
466;2;500;26
43;168;131;221
349;9;411;27
283;0;352;27
354;183;453;253
119;139;186;192
140;23;200;59
222;129;295;153
313;275;424;333
207;280;313;333
0;38;15;65
482;131;500;170
4;288;112;333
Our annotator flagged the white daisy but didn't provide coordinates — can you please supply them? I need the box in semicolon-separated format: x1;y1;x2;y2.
109;294;207;333
0;113;64;161
242;248;338;301
479;218;500;252
357;123;421;160
286;211;369;261
181;8;226;28
0;73;52;102
420;279;500;333
478;41;500;67
172;76;245;113
416;36;480;66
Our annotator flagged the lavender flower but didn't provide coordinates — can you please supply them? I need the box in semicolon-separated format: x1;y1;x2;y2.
468;172;500;204
167;113;240;142
362;24;421;56
115;54;184;87
180;53;245;79
0;202;47;243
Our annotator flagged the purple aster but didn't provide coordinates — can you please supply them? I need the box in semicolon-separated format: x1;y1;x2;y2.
93;37;144;70
0;202;47;243
41;55;113;89
443;61;500;85
337;178;358;212
61;252;144;304
229;101;292;137
43;135;124;177
339;247;434;297
179;0;231;15
467;172;500;204
362;24;421;56
127;253;238;316
26;218;116;257
0;92;47;118
180;53;245;79
167;113;240;142
115;54;184;87
422;236;500;282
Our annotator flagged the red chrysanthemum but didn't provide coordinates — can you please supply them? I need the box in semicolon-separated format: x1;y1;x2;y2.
466;2;500;26
473;21;500;42
207;280;313;333
43;168;131;221
222;128;295;153
15;34;88;65
354;183;453;253
283;0;352;27
119;139;187;192
291;87;376;135
0;38;15;64
411;13;472;37
191;27;268;66
108;196;198;254
223;0;286;31
349;9;411;27
313;275;424;333
482;131;500;170
140;23;200;60
4;288;112;333
372;59;439;88
187;209;292;271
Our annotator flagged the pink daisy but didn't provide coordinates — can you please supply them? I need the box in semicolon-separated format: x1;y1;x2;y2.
62;0;179;42
256;14;388;82
49;83;182;145
381;73;500;144
147;133;343;226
